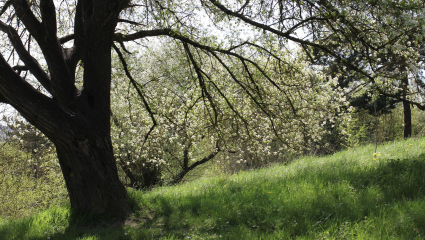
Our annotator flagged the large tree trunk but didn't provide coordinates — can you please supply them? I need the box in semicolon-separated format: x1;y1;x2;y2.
403;98;412;139
401;65;412;139
0;75;131;217
0;0;132;217
55;127;130;217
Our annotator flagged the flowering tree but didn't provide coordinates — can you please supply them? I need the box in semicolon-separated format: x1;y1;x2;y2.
3;116;55;178
110;41;348;186
0;0;423;217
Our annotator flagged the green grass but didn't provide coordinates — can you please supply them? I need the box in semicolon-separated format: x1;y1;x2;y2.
2;138;425;239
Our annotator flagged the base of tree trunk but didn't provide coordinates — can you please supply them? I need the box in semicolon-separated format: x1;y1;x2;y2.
56;136;131;218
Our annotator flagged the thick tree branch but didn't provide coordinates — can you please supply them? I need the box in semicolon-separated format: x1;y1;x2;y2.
40;0;57;39
59;34;75;44
12;65;27;73
118;18;143;26
0;0;12;17
11;0;43;39
0;92;7;103
0;20;52;94
64;0;84;82
0;52;77;146
12;0;76;104
377;89;425;110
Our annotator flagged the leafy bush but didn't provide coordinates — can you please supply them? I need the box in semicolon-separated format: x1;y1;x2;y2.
0;128;67;219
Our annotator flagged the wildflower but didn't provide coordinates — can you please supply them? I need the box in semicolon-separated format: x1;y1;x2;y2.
373;152;381;162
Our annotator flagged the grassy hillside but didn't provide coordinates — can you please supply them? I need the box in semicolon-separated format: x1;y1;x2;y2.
1;138;425;239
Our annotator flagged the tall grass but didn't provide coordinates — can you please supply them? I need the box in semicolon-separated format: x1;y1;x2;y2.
1;137;425;239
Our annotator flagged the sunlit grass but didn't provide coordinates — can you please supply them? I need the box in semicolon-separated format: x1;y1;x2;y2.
1;137;425;239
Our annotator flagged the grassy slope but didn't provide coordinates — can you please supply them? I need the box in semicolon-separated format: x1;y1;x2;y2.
1;138;425;239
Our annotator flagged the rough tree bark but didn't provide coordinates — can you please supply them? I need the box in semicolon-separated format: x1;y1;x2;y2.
401;64;412;139
0;0;131;217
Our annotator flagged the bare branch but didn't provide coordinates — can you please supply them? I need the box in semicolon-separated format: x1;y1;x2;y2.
236;0;250;13
207;0;379;85
118;18;143;26
169;141;220;185
183;42;218;125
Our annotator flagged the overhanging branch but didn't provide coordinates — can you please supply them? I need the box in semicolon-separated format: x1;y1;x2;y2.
183;43;218;126
112;43;157;146
207;0;380;86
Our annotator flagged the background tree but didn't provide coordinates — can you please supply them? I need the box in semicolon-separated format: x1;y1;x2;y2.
0;117;67;219
3;116;55;178
302;0;425;139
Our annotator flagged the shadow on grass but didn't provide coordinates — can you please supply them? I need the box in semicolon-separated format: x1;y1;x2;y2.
0;207;132;240
0;217;34;240
2;154;425;239
132;154;425;238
